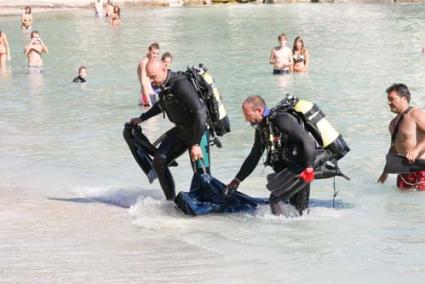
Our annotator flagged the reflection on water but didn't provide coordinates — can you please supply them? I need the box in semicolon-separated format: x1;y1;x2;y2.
1;3;425;283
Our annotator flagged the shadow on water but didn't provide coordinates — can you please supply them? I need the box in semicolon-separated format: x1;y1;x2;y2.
48;194;355;211
48;189;160;209
309;198;356;209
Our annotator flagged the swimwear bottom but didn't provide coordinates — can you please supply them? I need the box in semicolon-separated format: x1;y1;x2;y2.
28;65;43;73
397;170;425;190
273;69;290;75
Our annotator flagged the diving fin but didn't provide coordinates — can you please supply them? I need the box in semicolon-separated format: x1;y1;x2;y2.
384;153;425;174
123;123;157;183
266;164;307;199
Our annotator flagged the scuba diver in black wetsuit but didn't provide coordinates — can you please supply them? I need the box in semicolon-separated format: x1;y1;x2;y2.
129;60;208;201
225;95;318;216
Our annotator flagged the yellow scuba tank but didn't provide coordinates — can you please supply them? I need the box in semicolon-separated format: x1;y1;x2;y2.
198;70;228;121
183;64;231;144
293;99;349;160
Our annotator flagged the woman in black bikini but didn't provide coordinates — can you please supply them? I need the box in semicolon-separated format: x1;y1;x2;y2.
292;36;309;73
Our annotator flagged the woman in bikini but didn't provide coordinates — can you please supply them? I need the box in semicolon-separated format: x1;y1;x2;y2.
110;5;121;26
0;31;11;68
21;6;33;30
292;36;309;73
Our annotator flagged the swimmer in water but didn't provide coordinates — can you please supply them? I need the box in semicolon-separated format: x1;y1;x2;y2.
0;31;11;69
269;33;293;75
21;6;33;30
292;36;309;73
94;0;104;17
110;5;121;26
137;42;160;106
105;0;114;17
73;66;87;83
24;31;48;73
161;52;173;70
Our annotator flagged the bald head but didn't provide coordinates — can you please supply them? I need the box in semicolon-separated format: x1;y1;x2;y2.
146;59;167;86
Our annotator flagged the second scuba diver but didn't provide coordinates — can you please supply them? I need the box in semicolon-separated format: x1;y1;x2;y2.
225;95;349;216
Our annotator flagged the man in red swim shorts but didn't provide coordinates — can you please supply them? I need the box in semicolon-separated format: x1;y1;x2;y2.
378;83;425;190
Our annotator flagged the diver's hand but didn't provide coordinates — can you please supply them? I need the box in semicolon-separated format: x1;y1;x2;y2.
377;172;388;184
129;117;143;125
406;148;420;163
298;167;315;183
225;178;240;196
190;145;203;161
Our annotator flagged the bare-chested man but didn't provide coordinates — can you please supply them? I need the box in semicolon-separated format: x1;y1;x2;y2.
269;33;293;75
137;42;159;106
24;31;48;73
378;83;425;190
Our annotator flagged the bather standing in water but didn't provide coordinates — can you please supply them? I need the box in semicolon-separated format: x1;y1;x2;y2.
0;31;11;69
378;83;425;190
105;0;114;17
21;6;33;30
269;33;293;75
24;31;48;73
110;5;121;26
94;0;104;17
161;52;173;70
137;43;160;106
292;36;309;73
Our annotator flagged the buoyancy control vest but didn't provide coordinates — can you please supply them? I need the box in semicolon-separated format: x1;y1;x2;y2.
270;94;350;161
181;64;231;148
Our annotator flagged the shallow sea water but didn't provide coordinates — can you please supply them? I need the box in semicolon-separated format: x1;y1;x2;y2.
1;3;425;283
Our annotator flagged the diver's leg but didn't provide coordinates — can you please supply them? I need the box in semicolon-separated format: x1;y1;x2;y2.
289;184;310;215
153;130;187;200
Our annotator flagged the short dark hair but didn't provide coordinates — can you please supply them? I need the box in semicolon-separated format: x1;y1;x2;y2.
243;95;266;109
161;51;172;61
79;66;87;72
386;83;411;103
25;6;32;13
149;42;160;50
30;30;39;38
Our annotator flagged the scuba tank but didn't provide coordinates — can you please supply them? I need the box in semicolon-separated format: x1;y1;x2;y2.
273;94;350;161
293;100;350;160
182;64;231;147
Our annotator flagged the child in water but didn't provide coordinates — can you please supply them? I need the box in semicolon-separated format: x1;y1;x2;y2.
73;66;87;83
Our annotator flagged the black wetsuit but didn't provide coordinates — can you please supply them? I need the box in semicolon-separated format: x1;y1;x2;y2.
139;71;208;200
72;76;86;83
235;110;316;214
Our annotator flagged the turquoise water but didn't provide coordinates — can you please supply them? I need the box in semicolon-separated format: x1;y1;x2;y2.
1;3;425;282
